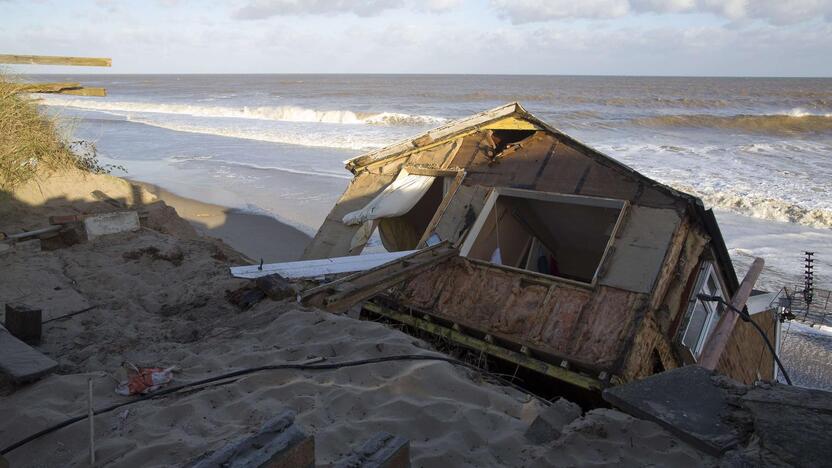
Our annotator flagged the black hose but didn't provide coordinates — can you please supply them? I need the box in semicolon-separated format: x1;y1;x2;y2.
0;354;538;456
697;294;793;385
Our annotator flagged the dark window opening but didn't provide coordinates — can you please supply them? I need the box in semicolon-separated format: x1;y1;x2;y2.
461;189;625;284
491;129;536;155
378;177;446;252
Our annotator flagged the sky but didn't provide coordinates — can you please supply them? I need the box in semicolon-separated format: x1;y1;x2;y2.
1;0;831;76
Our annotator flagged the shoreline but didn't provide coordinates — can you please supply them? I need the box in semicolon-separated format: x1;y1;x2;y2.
134;180;312;263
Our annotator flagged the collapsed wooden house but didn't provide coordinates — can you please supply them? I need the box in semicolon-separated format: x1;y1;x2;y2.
235;103;781;391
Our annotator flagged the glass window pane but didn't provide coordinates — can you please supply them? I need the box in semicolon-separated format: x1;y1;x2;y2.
683;302;709;351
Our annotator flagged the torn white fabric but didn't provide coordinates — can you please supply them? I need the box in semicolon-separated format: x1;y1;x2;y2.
349;219;377;253
342;169;436;226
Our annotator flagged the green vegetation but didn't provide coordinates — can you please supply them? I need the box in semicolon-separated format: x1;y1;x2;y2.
0;73;117;190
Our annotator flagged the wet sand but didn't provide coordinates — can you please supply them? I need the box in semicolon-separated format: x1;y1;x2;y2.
135;181;311;263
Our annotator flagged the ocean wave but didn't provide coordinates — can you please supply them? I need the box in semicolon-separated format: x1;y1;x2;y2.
672;184;832;229
631;111;832;135
167;156;352;180
36;97;446;127
126;116;388;151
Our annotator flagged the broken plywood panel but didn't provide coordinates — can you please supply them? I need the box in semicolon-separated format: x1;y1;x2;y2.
427;184;491;247
599;206;681;294
396;257;642;369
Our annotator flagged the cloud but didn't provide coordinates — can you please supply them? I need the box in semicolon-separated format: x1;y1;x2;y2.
491;0;832;25
233;0;460;19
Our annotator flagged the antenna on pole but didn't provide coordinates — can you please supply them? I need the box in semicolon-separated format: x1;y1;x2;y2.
804;251;815;308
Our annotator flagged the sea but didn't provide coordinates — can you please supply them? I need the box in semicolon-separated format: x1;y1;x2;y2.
31;74;832;388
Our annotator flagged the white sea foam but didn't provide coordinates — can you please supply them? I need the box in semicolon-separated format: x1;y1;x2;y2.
675;184;832;229
37;96;447;126
167;155;352;180
125;116;390;150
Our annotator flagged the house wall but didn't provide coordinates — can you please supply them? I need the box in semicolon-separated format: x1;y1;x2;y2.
311;116;733;383
716;309;778;384
616;215;711;381
393;257;647;372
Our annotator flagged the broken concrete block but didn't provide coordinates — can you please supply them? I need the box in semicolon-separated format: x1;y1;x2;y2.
189;410;314;468
334;432;411;468
5;304;43;344
255;274;295;301
524;397;582;444
83;211;140;239
0;324;57;383
603;365;742;455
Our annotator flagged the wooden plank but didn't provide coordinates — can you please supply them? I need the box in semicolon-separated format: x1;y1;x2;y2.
19;83;108;97
59;87;107;97
363;301;602;391
300;243;457;312
18;82;81;92
416;169;466;247
481;116;541;130
0;54;111;67
231;251;417;280
698;257;764;370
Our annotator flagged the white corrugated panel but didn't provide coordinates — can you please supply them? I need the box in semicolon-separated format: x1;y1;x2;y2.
230;250;417;280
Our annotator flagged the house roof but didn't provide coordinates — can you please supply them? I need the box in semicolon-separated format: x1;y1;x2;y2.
345;102;739;293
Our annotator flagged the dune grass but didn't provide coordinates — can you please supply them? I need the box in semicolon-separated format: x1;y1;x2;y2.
0;73;110;190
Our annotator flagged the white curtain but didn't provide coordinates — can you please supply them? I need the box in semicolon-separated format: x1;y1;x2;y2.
342;169;436;225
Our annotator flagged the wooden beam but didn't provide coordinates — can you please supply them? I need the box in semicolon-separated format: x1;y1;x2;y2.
0;54;111;67
18;82;81;92
363;301;603;391
698;257;764;370
18;83;107;97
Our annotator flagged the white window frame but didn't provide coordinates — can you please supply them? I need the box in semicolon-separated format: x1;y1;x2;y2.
458;187;628;286
681;262;727;359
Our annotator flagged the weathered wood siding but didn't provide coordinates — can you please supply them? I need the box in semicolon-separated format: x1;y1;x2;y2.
717;310;778;384
394;257;647;371
451;130;683;211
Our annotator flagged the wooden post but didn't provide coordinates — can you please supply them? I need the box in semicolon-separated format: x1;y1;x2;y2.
88;378;95;467
699;257;764;370
0;54;111;67
4;304;42;344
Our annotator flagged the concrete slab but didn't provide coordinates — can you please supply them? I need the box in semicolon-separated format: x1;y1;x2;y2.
189;410;314;468
602;365;742;455
0;324;57;383
83;211;140;239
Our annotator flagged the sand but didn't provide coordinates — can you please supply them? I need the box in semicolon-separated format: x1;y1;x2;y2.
0;170;713;467
134;181;311;263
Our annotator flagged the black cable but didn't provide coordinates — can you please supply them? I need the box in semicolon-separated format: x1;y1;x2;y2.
697;294;793;385
1;353;543;456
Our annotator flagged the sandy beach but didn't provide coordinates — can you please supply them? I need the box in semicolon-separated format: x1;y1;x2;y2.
134;181;311;263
